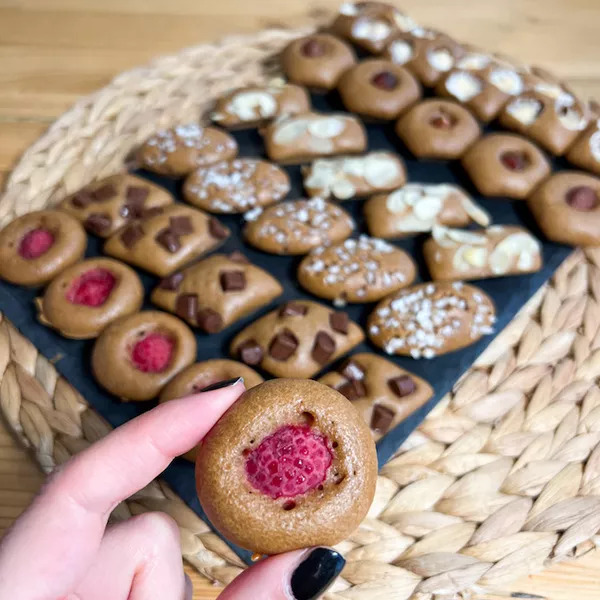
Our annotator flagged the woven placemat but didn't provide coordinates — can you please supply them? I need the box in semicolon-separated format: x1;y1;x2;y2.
2;22;600;600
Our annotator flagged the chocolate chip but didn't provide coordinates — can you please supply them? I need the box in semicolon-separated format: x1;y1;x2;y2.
85;213;112;235
119;222;145;247
229;251;249;264
269;329;299;361
311;331;336;365
220;270;246;292
169;216;194;235
155;228;181;253
120;197;146;219
388;374;417;397
429;110;456;129
279;302;308;317
126;185;149;203
566;185;599;211
500;151;530;171
238;339;264;365
329;311;349;335
175;293;199;322
370;404;395;434
142;206;165;218
92;183;118;202
371;71;399;90
208;217;228;239
339;359;365;381
301;38;326;57
337;379;367;401
158;272;184;290
197;308;223;333
71;190;94;208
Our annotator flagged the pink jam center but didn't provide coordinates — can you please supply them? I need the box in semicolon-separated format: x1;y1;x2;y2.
66;268;116;307
131;333;174;373
245;425;333;499
18;228;54;259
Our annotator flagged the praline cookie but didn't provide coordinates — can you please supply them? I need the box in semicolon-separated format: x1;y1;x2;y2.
151;252;283;333
104;204;230;277
195;378;377;554
91;310;197;401
368;281;496;358
230;300;364;378
461;133;551;199
527;171;600;246
137;124;238;176
297;235;416;304
36;258;144;339
280;33;356;91
337;59;421;120
302;152;406;200
0;210;87;286
59;174;174;237
364;183;490;239
395;99;481;159
244;197;354;255
211;83;311;129
319;353;433;440
262;112;367;164
182;159;290;214
423;225;543;281
565;104;600;175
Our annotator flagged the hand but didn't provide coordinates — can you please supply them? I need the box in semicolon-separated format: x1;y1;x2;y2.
0;379;345;600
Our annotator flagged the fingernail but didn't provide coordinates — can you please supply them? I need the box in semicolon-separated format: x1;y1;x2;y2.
290;548;345;600
199;377;243;393
184;573;193;600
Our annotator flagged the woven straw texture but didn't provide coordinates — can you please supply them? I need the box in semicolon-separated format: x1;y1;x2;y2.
2;26;600;600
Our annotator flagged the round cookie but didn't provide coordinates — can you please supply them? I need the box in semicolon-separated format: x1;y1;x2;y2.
182;159;290;214
565;104;600;175
527;171;600;246
0;210;87;286
36;258;144;339
281;33;356;91
337;59;421;121
395;99;481;159
195;378;377;554
298;235;416;304
91;311;197;401
461;133;551;199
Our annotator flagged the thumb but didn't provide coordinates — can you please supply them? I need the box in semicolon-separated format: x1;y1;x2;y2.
219;547;345;600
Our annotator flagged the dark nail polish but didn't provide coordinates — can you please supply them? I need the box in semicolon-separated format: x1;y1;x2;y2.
198;377;243;392
290;548;345;600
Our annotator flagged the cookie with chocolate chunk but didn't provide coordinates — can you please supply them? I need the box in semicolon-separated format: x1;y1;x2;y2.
104;204;229;277
319;353;433;440
151;252;283;333
60;174;174;237
230;300;364;378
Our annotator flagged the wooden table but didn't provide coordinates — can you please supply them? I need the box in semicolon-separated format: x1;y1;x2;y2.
1;1;600;598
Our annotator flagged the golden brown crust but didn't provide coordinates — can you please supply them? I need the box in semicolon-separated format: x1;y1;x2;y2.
566;115;600;175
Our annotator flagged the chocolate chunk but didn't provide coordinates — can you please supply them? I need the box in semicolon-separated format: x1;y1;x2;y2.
566;185;599;211
388;374;417;397
158;272;184;290
120;197;146;219
500;151;530;171
126;185;150;204
301;38;326;57
155;228;181;253
429;110;456;129
197;308;223;333
85;213;112;235
92;183;118;202
370;404;395;434
339;359;365;381
142;206;165;218
220;270;246;292
311;331;336;365
169;215;194;235
329;311;349;335
279;302;308;317
337;379;367;401
371;71;398;90
176;293;199;322
229;251;249;264
269;329;299;361
71;190;94;208
119;222;145;247
238;339;264;365
208;217;228;239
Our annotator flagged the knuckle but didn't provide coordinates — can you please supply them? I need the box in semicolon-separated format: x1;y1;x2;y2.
133;511;180;543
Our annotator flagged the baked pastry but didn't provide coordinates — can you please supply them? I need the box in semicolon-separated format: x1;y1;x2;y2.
36;258;144;339
59;174;174;237
297;235;416;304
319;353;433;440
195;378;377;554
151;252;283;333
368;281;496;358
565;103;600;175
230;300;364;378
0;210;87;286
91;310;197;401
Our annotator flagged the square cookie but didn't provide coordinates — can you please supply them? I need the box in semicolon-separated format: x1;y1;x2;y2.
151;252;283;333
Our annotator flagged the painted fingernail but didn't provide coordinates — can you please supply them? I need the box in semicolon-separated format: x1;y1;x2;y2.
183;573;193;600
199;377;243;392
290;548;345;600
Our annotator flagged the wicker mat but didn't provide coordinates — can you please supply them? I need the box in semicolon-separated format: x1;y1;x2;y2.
2;25;600;600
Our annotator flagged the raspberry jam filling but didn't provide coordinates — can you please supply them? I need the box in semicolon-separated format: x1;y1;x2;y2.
131;333;174;373
245;425;333;499
18;228;54;259
66;268;116;307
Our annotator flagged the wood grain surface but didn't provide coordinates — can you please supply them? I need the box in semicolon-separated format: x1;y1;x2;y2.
1;1;600;598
